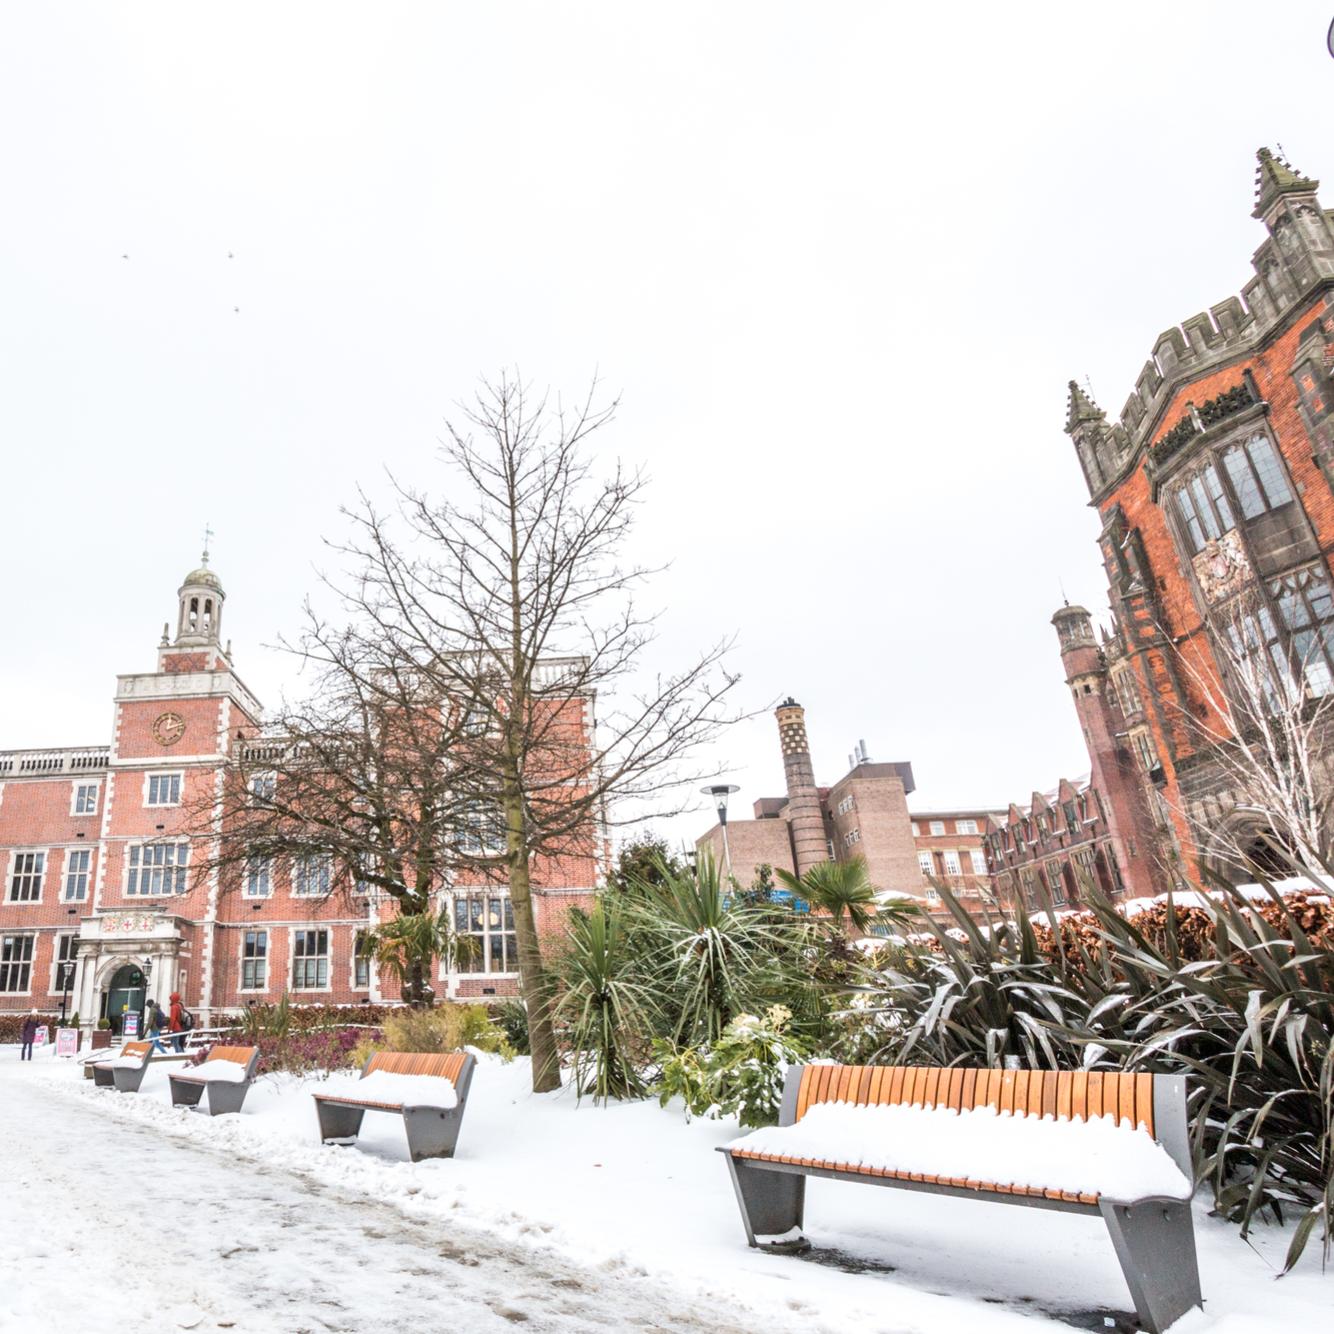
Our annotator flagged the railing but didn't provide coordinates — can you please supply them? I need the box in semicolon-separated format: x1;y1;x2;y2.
0;747;111;777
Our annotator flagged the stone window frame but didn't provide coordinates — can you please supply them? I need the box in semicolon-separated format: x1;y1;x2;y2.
928;819;945;836
243;856;274;899
291;853;332;898
125;840;190;896
70;780;100;818
50;932;78;994
63;847;92;901
916;850;935;877
144;771;184;808
352;930;372;991
451;891;518;977
969;847;989;876
941;849;962;877
240;928;268;991
290;927;330;992
955;818;979;835
7;849;47;903
0;933;35;994
1160;418;1300;563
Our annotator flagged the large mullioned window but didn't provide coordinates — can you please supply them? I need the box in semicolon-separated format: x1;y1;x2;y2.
127;842;190;895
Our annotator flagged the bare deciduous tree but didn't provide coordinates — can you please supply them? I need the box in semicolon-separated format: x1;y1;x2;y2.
1163;604;1334;880
326;372;743;1090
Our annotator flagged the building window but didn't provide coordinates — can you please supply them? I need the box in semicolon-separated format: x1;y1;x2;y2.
7;851;45;903
354;931;371;989
249;772;276;803
127;842;190;895
146;773;182;806
52;934;78;993
1112;668;1143;717
910;821;920;836
928;820;945;836
942;850;962;877
244;858;273;898
292;855;331;898
843;828;861;848
917;851;934;877
925;887;941;907
453;894;517;974
1222;434;1293;520
1269;564;1334;697
1172;460;1235;554
1042;862;1067;905
241;930;267;990
1130;728;1160;775
72;782;99;816
969;848;988;876
461;801;506;855
291;929;329;990
955;819;978;835
0;935;34;992
835;794;855;816
64;848;91;901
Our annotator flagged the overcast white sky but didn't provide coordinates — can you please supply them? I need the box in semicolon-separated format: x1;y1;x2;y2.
1;3;1331;848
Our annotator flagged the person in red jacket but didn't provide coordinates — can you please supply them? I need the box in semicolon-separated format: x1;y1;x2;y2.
167;992;186;1054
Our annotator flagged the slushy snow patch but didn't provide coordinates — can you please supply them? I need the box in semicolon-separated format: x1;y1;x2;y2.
110;1054;150;1069
341;1070;458;1109
181;1059;251;1083
729;1101;1191;1202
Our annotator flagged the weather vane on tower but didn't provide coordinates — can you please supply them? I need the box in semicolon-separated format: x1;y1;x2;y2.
202;521;214;566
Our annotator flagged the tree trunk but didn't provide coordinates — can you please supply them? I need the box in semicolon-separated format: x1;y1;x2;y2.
504;783;561;1091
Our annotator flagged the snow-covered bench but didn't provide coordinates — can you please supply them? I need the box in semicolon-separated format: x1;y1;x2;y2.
168;1044;261;1116
312;1051;476;1162
720;1064;1201;1334
90;1041;152;1090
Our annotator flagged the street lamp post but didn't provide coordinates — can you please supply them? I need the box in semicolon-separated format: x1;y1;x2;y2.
701;783;740;884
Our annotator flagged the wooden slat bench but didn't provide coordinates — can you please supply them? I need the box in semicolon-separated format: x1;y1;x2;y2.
720;1064;1201;1334
312;1051;476;1162
90;1041;151;1090
168;1045;261;1116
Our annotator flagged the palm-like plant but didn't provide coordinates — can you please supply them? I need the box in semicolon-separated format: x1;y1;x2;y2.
554;897;658;1103
777;855;891;937
359;907;478;1006
630;851;792;1046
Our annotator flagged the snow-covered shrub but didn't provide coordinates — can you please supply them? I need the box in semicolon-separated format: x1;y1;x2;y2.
869;881;1334;1269
655;1005;805;1128
0;1012;59;1044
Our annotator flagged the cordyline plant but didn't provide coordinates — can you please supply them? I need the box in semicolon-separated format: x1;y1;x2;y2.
865;878;1334;1269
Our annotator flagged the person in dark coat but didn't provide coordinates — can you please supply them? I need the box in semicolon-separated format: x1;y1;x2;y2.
144;998;168;1053
19;1010;39;1061
167;992;186;1053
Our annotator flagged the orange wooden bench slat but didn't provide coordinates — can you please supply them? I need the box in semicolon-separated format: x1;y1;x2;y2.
961;1067;977;1110
887;1065;906;1105
922;1067;941;1109
1072;1071;1088;1121
856;1065;874;1105
1042;1070;1058;1119
365;1050;466;1083
1087;1071;1103;1119
1119;1074;1137;1129
1136;1072;1154;1134
946;1067;965;1113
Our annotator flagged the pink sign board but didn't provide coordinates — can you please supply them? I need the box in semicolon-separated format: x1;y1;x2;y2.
33;1025;49;1047
56;1027;78;1057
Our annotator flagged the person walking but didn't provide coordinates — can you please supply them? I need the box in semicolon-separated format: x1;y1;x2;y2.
167;991;186;1054
19;1010;39;1061
144;998;168;1053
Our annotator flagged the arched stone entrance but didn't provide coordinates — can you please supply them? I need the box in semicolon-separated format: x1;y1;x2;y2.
101;962;147;1034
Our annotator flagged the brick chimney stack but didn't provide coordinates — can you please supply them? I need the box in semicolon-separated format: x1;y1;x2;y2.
776;698;828;876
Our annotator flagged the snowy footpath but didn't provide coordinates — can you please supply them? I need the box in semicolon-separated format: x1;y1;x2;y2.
1;1051;1328;1334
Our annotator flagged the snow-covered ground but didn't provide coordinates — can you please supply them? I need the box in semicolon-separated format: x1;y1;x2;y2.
2;1047;1328;1333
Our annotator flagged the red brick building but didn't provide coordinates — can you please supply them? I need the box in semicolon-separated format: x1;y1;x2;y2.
696;699;925;902
910;809;1003;916
1065;148;1334;881
0;555;597;1031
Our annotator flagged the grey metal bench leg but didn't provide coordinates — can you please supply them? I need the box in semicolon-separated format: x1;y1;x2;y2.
204;1081;252;1116
723;1154;808;1251
1100;1198;1202;1334
92;1065;115;1088
317;1100;367;1144
169;1078;205;1108
401;1106;464;1162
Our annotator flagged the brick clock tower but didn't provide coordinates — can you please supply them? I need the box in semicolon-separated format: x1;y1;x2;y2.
69;549;263;1028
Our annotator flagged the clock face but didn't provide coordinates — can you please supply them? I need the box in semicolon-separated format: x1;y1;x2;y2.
152;712;186;747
